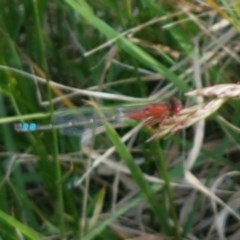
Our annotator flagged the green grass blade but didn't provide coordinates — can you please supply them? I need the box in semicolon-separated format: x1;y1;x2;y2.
65;0;188;92
0;209;41;240
103;121;173;234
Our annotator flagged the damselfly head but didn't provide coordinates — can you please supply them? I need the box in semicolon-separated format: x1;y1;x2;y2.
169;97;182;114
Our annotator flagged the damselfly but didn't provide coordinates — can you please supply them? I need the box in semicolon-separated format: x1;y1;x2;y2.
14;98;182;136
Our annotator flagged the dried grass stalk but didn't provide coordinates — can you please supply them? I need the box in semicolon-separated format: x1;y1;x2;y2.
185;84;240;99
150;84;240;140
149;98;226;140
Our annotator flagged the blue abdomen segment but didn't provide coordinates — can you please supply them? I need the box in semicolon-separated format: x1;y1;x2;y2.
15;123;37;132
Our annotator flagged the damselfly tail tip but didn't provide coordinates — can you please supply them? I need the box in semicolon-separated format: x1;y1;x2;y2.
14;123;37;132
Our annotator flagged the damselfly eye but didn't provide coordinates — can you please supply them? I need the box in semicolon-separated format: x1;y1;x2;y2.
170;97;182;114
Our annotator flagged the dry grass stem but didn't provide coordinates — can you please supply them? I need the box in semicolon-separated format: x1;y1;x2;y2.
149;98;226;140
186;84;240;99
150;83;240;139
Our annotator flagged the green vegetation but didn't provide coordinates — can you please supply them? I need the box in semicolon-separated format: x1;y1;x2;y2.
1;0;240;239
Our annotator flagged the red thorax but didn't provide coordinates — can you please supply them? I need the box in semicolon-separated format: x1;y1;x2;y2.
124;97;182;122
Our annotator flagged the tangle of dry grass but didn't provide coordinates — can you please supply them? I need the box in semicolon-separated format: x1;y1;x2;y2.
186;83;240;98
150;83;240;140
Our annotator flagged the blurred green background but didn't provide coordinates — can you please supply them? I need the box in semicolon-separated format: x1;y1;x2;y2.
1;0;240;239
